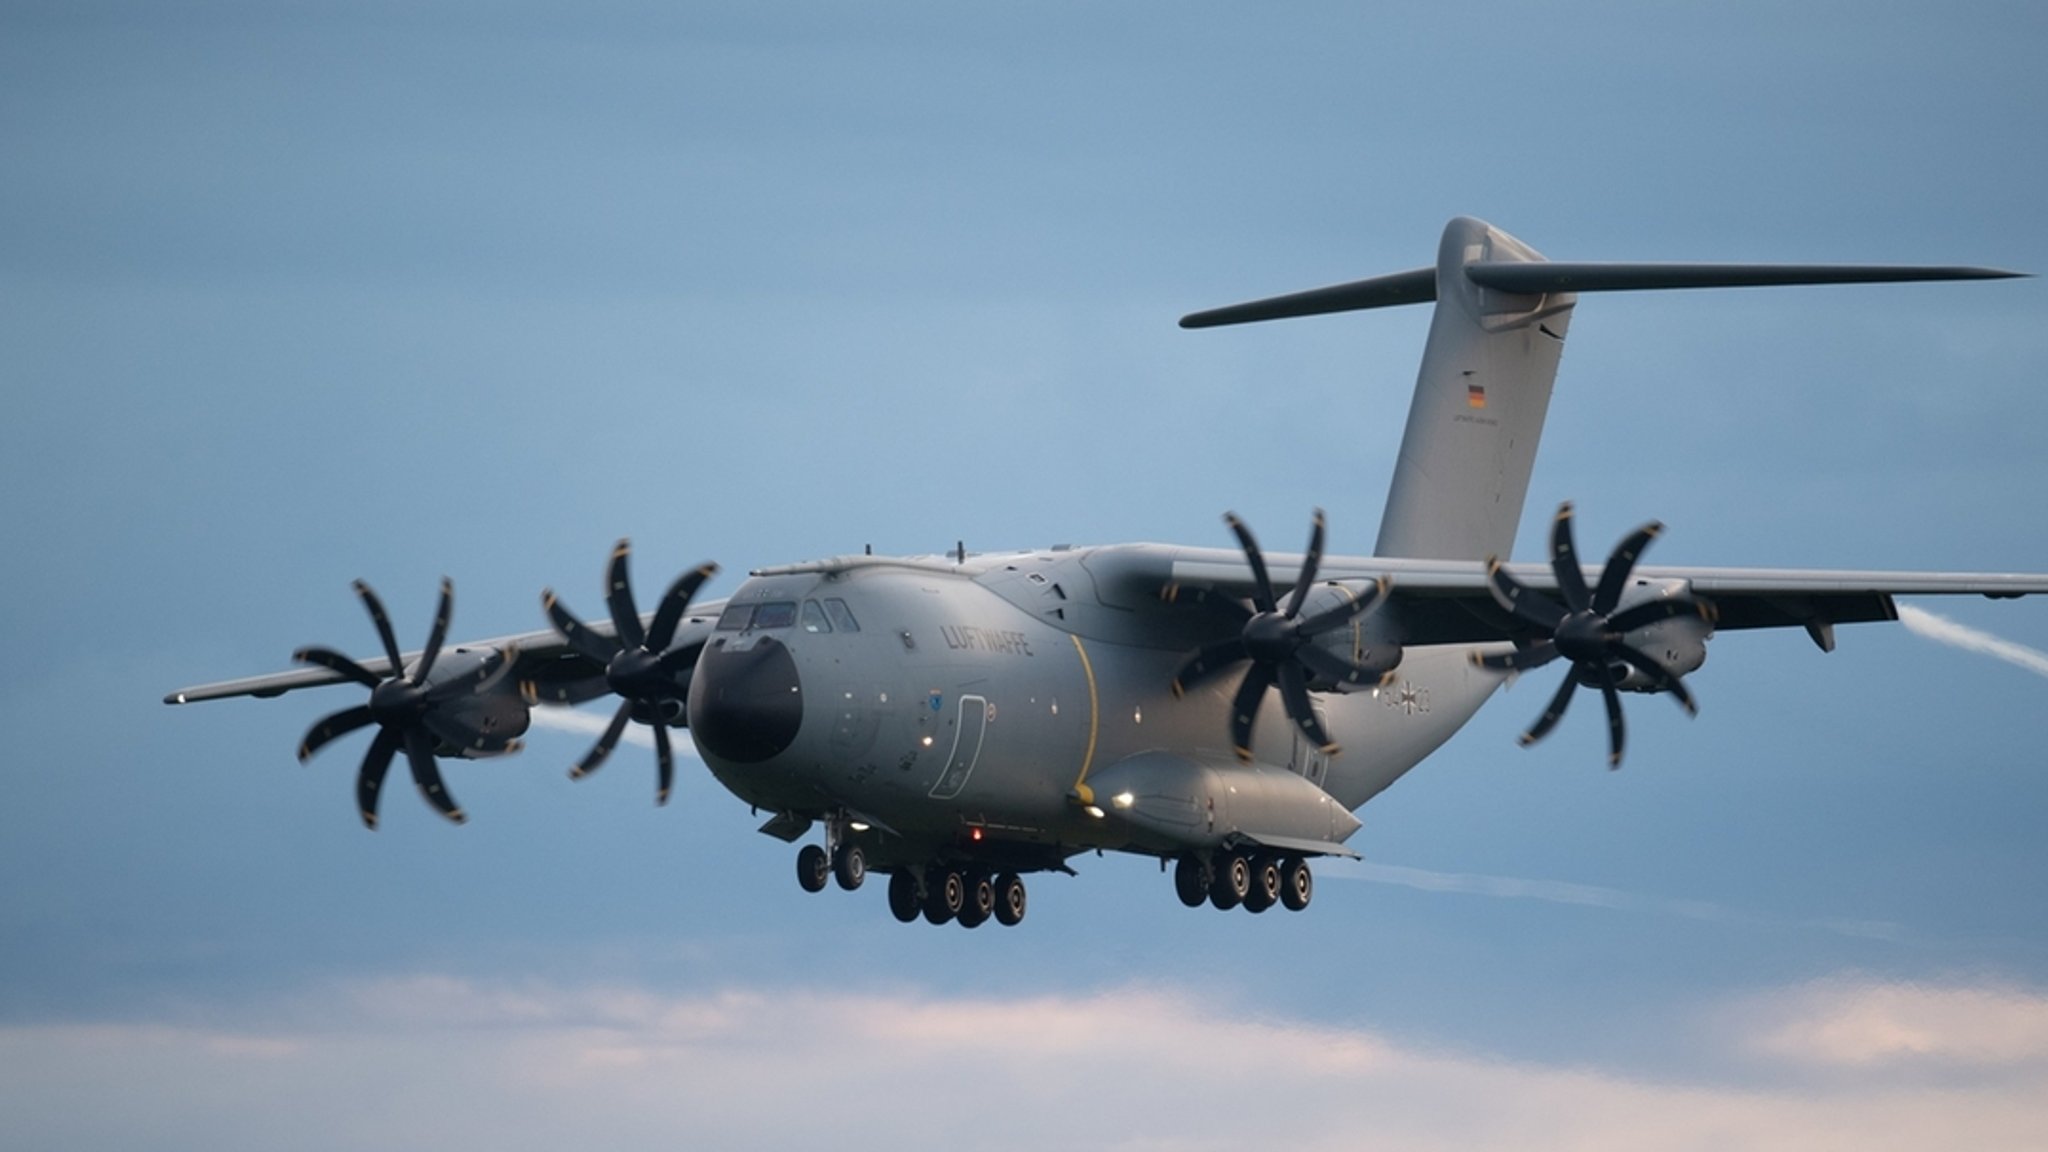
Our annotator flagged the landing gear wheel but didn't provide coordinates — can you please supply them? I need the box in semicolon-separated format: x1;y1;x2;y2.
1280;856;1313;911
1211;851;1250;910
832;842;866;891
1173;855;1208;908
887;870;921;923
924;868;964;925
994;872;1027;926
958;873;996;929
1244;855;1282;913
796;844;829;893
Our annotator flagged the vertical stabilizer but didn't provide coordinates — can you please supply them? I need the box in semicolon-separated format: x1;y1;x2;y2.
1372;218;1574;561
1178;218;2018;562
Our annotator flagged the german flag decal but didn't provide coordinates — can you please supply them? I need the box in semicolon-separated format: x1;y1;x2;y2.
1467;384;1487;409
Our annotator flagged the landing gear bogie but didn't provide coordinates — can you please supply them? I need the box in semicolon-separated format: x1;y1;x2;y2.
796;843;830;893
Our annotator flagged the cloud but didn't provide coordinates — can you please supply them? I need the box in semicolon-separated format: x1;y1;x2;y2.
1898;604;2048;680
7;976;2048;1152
1748;977;2048;1070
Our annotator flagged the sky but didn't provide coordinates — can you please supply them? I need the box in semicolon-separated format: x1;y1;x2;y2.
4;2;2048;1148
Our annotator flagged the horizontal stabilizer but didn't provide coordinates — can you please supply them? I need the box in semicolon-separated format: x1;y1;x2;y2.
1181;256;2023;329
1179;267;1435;328
1465;261;2025;295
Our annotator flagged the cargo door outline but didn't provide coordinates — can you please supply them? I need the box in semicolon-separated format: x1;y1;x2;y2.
928;694;989;800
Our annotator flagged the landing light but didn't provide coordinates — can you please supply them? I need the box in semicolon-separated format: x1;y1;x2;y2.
849;822;870;832
1112;791;1135;810
1084;805;1105;819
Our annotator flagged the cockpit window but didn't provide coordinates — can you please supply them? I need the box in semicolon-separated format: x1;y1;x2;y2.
824;598;860;633
716;603;754;631
752;601;798;630
800;600;832;633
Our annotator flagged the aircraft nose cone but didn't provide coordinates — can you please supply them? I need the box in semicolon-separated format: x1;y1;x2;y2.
687;635;803;764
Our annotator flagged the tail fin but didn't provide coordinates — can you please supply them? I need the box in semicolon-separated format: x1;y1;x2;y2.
1181;216;2022;562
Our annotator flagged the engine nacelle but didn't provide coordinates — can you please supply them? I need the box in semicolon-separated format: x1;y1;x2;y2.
1602;578;1712;692
1296;580;1403;691
416;646;532;758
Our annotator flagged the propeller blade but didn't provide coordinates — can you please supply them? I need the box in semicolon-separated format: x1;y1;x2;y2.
654;721;675;806
1592;522;1663;615
648;562;718;653
1608;643;1700;717
356;727;401;830
292;646;383;690
354;580;405;671
1473;641;1561;674
1485;560;1567;631
543;590;619;665
1228;662;1275;761
1277;660;1337;753
1607;596;1714;635
571;700;634;779
1295;641;1391;686
605;539;645;650
1519;673;1579;746
299;704;374;761
1595;662;1626;768
413;576;454;685
1548;503;1592;613
404;728;466;824
1225;513;1278;614
1172;638;1249;697
1283;508;1327;619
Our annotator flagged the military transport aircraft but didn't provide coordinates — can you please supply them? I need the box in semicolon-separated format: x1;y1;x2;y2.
166;217;2044;929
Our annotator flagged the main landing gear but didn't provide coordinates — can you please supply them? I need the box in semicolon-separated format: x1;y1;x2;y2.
794;835;1029;928
1174;850;1313;914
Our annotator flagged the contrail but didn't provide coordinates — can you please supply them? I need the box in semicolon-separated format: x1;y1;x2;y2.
1322;860;1904;941
524;705;658;749
1897;604;2048;680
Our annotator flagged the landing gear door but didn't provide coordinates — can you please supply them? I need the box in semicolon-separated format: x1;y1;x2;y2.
928;694;989;800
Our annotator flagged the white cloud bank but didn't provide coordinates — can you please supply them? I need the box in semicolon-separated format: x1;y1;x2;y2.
6;975;2048;1152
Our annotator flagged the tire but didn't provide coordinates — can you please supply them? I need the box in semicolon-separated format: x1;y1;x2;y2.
1173;855;1208;908
1244;855;1281;914
994;873;1027;926
887;870;921;923
796;844;829;893
924;868;964;925
833;842;866;891
1211;852;1250;910
1281;857;1313;911
958;873;996;928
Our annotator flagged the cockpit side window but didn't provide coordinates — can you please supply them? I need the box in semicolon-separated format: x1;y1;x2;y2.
824;598;860;632
716;603;755;631
800;600;832;633
752;601;798;630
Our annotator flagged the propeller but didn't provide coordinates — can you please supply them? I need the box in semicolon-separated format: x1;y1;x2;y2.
293;578;517;828
1472;502;1715;767
541;540;718;805
1168;509;1391;760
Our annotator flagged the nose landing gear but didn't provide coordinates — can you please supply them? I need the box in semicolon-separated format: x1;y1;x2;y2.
791;833;1032;928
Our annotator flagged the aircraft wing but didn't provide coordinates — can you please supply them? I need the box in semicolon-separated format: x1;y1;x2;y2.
1160;549;2048;647
164;600;727;706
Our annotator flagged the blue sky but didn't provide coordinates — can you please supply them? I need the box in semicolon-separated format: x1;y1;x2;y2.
5;2;2048;1147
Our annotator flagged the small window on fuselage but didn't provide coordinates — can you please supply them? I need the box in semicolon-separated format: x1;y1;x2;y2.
801;600;832;633
824;598;860;632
